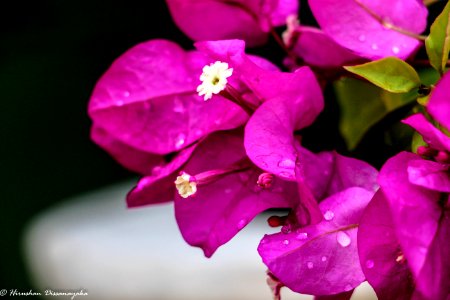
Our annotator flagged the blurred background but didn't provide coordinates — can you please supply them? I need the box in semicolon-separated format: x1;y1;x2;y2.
0;0;445;298
0;0;190;293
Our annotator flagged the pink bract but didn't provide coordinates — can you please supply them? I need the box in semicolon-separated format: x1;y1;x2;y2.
427;71;450;131
165;0;299;47
308;0;427;60
258;187;374;295
89;39;247;156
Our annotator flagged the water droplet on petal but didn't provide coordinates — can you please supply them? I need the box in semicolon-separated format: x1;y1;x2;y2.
194;129;204;137
237;219;246;229
296;232;308;240
365;259;374;269
336;231;351;247
307;262;314;269
283;239;290;245
175;133;186;149
392;46;400;54
321;256;327;262
116;100;124;107
371;43;379;50
173;97;186;113
278;158;295;169
358;34;366;42
151;166;162;176
278;171;292;178
123;91;130;97
323;210;334;221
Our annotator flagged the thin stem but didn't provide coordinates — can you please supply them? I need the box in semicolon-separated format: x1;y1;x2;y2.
354;0;427;41
269;26;299;64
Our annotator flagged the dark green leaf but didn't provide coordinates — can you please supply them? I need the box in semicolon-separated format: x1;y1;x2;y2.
335;77;417;150
425;0;450;75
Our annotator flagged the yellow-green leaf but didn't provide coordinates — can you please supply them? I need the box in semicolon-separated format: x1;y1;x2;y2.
344;57;421;93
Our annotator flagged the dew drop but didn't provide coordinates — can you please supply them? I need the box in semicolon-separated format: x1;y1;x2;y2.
116;100;124;107
371;43;379;50
358;34;366;42
323;210;334;221
123;91;130;97
283;239;290;245
151;166;162;176
296;232;308;240
175;133;186;149
173;97;186;113
237;219;246;230
307;262;314;269
278;171;292;178
321;256;327;262
365;259;374;269
278;158;295;169
336;231;351;247
392;46;400;54
194;129;204;137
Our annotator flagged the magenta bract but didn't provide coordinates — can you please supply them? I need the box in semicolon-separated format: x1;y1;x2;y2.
173;130;297;257
89;39;247;156
308;0;427;60
258;187;374;295
165;0;299;47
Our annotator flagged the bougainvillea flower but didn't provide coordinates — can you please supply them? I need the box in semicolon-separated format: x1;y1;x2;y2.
89;39;248;158
165;0;299;47
374;151;449;299
284;26;363;69
173;130;298;257
259;187;375;295
308;0;427;60
127;142;198;206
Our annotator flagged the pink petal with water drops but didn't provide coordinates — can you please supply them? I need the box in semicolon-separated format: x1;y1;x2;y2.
126;143;198;207
174;130;297;257
308;0;427;60
378;152;443;284
244;67;323;180
91;126;163;175
403;113;450;153
258;187;374;295
289;26;362;68
407;159;450;193
166;0;298;47
89;39;247;155
358;191;415;300
427;71;450;131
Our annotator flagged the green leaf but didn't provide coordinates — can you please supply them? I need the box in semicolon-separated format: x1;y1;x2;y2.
344;57;421;93
411;131;427;154
335;77;417;150
425;0;450;75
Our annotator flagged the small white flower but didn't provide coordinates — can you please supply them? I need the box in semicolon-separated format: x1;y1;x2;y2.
174;172;197;198
197;61;233;101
